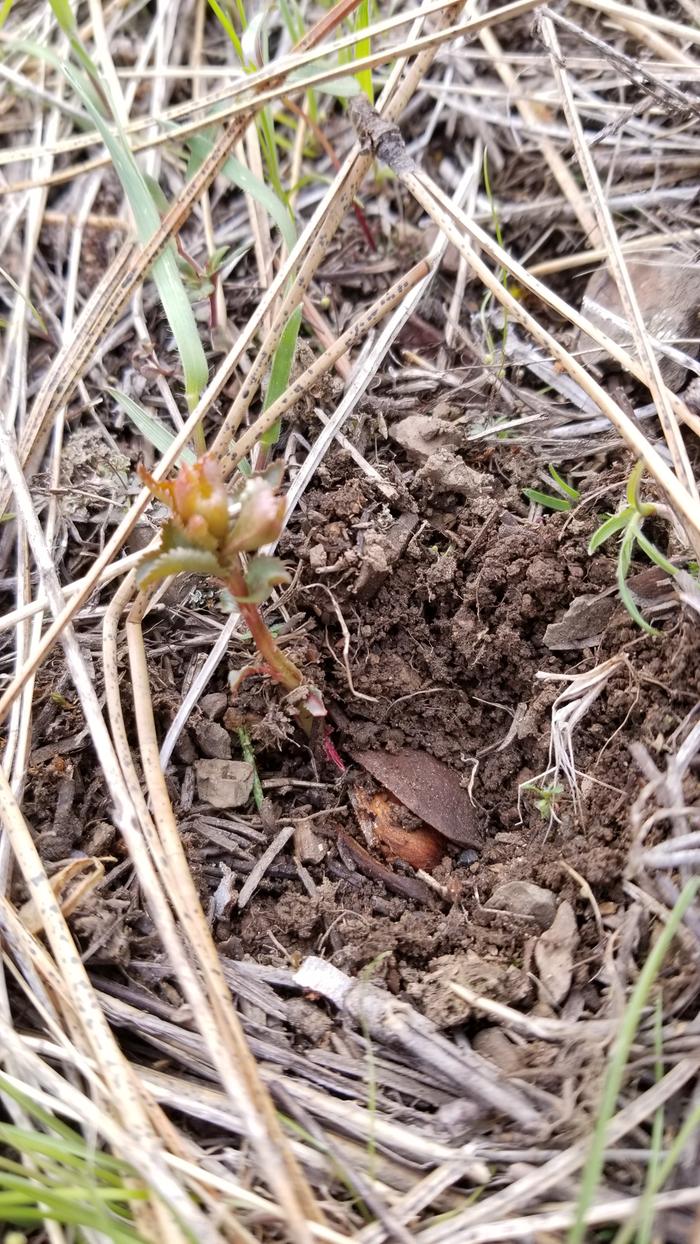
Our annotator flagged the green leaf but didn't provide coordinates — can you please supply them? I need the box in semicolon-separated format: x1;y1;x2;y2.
288;62;362;98
0;263;48;334
136;547;225;589
206;0;244;61
186;135;296;251
0;0;14;30
625;458;645;510
548;464;580;501
588;508;633;554
619;519;638;580
241;555;291;603
108;388;196;465
62;66;207;410
635;530;677;577
352;0;373;101
522;488;571;512
261;305;302;446
617;525;660;636
47;0;76;34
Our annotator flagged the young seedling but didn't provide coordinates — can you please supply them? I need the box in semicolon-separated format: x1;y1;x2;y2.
523;464;581;513
588;461;678;636
137;455;326;737
521;778;564;823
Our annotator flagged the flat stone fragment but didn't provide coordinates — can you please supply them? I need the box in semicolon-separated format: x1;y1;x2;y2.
576;253;700;391
544;594;616;650
196;759;253;809
488;880;556;929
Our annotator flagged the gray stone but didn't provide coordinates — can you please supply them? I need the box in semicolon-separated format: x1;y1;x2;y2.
200;693;228;721
488;880;556;929
194;720;231;760
196;759;253;809
576;254;700;391
544;594;615;650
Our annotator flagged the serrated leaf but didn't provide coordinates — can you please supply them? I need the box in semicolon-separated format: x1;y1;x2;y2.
241;555;290;603
588;508;633;554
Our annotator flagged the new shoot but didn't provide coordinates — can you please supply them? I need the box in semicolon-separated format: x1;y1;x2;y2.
137;456;325;735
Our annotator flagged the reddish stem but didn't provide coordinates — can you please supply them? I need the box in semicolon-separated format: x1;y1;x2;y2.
227;560;316;736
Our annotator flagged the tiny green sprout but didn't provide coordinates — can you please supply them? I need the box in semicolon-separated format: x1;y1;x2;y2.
523;464;582;513
522;780;563;821
138;455;325;735
588;461;677;636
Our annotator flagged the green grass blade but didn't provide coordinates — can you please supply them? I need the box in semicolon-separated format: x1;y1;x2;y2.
288;62;361;98
353;0;374;102
60;65;207;411
0;1074;89;1144
108;388;195;465
522;488;571;512
548;464;580;501
0;1129;129;1183
261;305;302;447
588;508;633;553
187;135;296;251
206;0;244;61
633;998;665;1244
568;877;700;1244
0;263;48;333
635;530;678;578
613;1098;700;1244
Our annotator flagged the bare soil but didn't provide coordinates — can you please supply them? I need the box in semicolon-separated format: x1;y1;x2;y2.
20;405;700;1019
